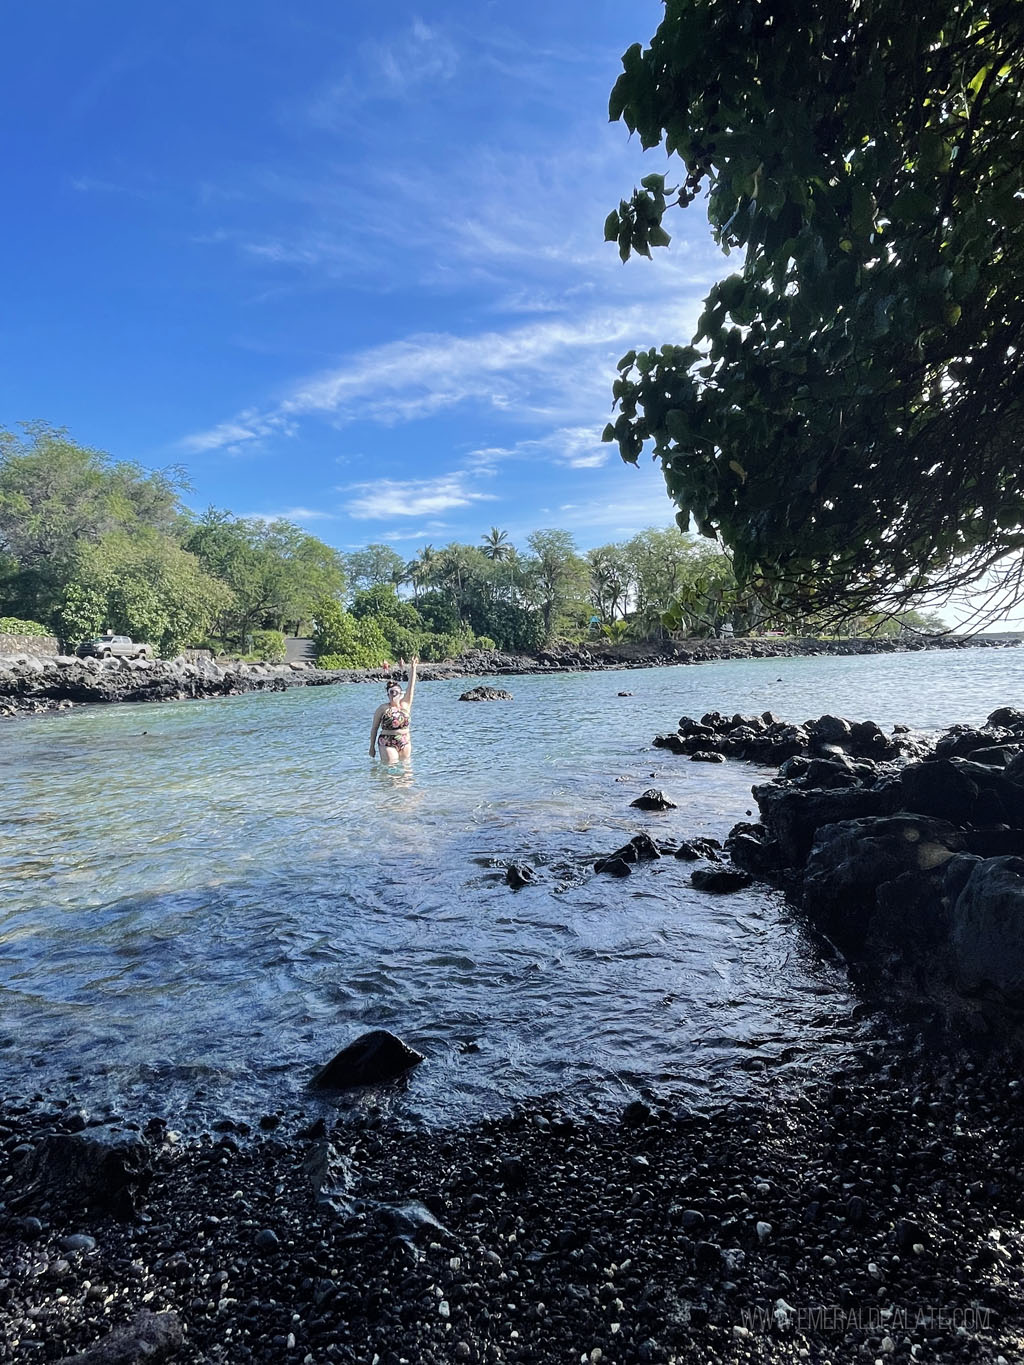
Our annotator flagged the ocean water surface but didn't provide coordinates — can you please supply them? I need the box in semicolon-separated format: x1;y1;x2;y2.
0;647;1019;1127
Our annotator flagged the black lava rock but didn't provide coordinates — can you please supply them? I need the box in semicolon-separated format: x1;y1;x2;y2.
312;1030;425;1090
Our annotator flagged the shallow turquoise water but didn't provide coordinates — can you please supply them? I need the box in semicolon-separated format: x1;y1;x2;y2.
0;647;1019;1126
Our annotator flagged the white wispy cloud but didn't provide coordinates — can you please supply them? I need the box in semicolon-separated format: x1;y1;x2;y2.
179;411;296;455
342;473;497;520
179;289;704;458
306;18;458;127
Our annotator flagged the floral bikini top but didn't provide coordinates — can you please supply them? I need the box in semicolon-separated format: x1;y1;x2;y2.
381;703;409;731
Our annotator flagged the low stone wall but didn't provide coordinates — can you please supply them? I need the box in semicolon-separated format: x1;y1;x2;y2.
0;634;59;660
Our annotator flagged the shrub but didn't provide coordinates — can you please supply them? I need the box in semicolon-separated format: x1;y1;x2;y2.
250;629;287;663
475;635;496;651
418;631;462;662
384;624;420;661
0;616;51;637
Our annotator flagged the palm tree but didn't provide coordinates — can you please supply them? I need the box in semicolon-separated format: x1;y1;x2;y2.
480;527;511;562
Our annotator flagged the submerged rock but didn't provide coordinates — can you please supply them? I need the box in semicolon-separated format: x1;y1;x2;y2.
312;1030;424;1090
459;686;513;701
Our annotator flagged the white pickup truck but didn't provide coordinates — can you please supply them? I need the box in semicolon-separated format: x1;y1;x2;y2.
75;634;153;660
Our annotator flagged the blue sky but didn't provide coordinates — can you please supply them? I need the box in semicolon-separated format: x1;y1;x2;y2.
1;0;728;557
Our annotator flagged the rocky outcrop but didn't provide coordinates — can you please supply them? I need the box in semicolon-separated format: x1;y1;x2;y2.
655;709;928;766
723;707;1024;1036
459;686;514;701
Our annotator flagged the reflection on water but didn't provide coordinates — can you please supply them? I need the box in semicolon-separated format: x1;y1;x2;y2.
0;648;1019;1126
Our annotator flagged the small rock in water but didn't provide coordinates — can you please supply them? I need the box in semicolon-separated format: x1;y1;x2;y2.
691;866;753;894
506;863;537;890
594;856;632;877
312;1029;425;1090
630;788;677;811
459;686;513;701
690;751;726;764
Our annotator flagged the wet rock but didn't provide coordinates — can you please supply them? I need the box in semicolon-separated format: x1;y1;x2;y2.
725;824;782;877
900;759;982;823
54;1310;183;1363
596;833;662;872
690;866;753;894
459;686;514;701
674;836;723;862
302;1139;357;1217
506;863;537;889
594;855;632;877
690;750;726;763
630;788;677;811
312;1029;425;1090
987;706;1024;729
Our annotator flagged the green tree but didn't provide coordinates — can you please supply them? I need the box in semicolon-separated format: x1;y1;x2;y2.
311;598;391;668
480;527;512;561
603;0;1024;622
0;423;185;627
58;529;231;656
523;530;590;639
586;545;632;625
184;512;344;647
344;543;407;591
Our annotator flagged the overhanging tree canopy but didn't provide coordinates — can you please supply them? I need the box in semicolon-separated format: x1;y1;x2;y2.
603;0;1024;621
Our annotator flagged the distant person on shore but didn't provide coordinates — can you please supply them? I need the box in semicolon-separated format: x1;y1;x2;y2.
369;656;417;762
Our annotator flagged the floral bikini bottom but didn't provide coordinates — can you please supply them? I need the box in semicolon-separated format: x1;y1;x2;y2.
379;730;411;754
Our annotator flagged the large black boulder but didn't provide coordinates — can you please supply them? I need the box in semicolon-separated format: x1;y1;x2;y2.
950;856;1024;1010
312;1030;424;1090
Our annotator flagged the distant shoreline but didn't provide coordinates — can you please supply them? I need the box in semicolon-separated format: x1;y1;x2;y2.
0;632;1019;720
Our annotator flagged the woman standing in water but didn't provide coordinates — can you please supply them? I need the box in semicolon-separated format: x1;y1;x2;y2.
369;656;417;762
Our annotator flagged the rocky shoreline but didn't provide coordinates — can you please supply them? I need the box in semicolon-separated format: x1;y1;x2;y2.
0;633;1018;721
1;1033;1022;1365
647;706;1024;1049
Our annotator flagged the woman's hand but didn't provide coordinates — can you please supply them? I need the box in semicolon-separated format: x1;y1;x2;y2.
369;745;377;758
